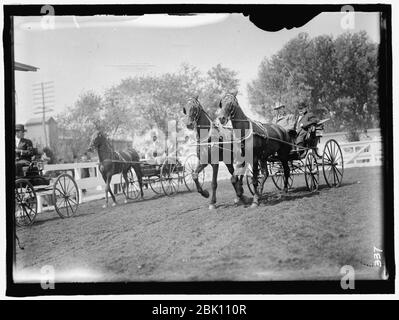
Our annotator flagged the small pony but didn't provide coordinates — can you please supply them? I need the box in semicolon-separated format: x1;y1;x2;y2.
88;130;144;208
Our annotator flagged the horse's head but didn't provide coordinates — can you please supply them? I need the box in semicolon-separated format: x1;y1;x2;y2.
218;91;238;125
88;130;106;152
182;96;202;130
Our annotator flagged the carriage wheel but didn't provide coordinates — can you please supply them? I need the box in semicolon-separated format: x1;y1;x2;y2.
120;168;141;200
270;162;294;191
148;175;163;194
160;159;180;196
15;179;37;227
322;139;344;187
183;154;205;192
246;163;267;196
304;152;319;192
53;173;79;218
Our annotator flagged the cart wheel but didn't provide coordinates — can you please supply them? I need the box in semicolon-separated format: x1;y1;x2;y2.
322;139;344;187
148;175;163;194
160;158;180;196
183;154;205;192
270;162;294;191
53;173;79;218
246;163;268;196
15;179;37;227
120;168;141;200
304;152;319;192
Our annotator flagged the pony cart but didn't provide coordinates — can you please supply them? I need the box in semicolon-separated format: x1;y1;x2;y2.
246;119;344;195
15;156;79;227
119;154;204;199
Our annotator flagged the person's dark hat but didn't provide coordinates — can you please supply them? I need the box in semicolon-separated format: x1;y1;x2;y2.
298;102;308;110
15;124;27;132
273;103;285;110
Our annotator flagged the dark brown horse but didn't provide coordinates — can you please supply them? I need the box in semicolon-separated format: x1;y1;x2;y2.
183;97;244;209
88;130;144;208
218;92;292;207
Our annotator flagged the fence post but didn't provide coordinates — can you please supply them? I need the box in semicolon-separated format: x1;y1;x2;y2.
73;164;83;203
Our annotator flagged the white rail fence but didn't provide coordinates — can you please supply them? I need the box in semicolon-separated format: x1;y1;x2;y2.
38;138;383;212
338;137;383;168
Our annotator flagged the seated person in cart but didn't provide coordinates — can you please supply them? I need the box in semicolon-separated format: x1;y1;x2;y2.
294;102;320;156
272;103;296;132
147;132;167;165
15;124;35;176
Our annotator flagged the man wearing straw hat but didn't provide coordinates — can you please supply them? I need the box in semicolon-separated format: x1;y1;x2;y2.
272;103;296;132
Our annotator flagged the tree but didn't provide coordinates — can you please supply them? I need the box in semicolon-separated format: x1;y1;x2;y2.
57;91;103;159
201;64;240;117
247;31;379;135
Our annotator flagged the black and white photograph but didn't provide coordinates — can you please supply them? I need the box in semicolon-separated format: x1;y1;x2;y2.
3;3;394;296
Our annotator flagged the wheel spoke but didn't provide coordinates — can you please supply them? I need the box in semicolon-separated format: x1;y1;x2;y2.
335;166;343;178
65;198;75;214
58;178;67;195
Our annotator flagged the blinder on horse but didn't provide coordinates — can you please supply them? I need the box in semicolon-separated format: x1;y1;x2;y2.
219;93;238;124
184;97;202;129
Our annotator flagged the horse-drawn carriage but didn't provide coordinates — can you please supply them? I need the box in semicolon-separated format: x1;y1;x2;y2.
119;153;205;199
246;118;344;195
15;154;79;227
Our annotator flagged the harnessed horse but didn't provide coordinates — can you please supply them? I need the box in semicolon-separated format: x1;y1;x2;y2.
182;97;244;209
88;130;144;208
218;92;292;207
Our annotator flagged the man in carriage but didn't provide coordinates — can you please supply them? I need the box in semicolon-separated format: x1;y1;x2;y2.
272;103;296;130
15;124;35;176
294;102;320;155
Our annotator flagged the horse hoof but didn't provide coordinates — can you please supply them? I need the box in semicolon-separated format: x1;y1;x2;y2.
234;197;240;204
124;199;128;204
250;202;259;208
112;203;117;207
102;204;107;209
209;204;216;210
202;190;210;198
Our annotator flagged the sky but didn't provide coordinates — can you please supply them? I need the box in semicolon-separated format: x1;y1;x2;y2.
14;11;380;124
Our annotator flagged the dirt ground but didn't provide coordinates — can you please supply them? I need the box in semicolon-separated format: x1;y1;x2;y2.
15;166;386;282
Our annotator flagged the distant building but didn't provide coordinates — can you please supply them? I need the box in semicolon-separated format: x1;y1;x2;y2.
24;116;58;150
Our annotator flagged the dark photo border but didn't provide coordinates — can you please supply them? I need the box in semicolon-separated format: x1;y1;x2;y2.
4;3;394;296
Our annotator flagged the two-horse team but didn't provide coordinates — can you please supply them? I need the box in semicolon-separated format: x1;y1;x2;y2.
89;92;295;210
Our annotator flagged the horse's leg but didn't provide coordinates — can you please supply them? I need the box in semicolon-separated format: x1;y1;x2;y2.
192;163;209;198
281;158;291;193
251;157;260;208
225;163;241;204
134;164;144;200
122;169;130;203
106;173;117;207
231;162;246;203
209;163;219;210
101;172;109;208
259;160;269;195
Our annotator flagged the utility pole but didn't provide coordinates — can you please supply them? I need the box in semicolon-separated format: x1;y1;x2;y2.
33;81;54;147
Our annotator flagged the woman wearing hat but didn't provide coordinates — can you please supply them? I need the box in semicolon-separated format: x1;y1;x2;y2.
15;124;34;176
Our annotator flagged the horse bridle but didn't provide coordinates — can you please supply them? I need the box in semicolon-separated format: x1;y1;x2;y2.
220;94;247;123
187;98;213;129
